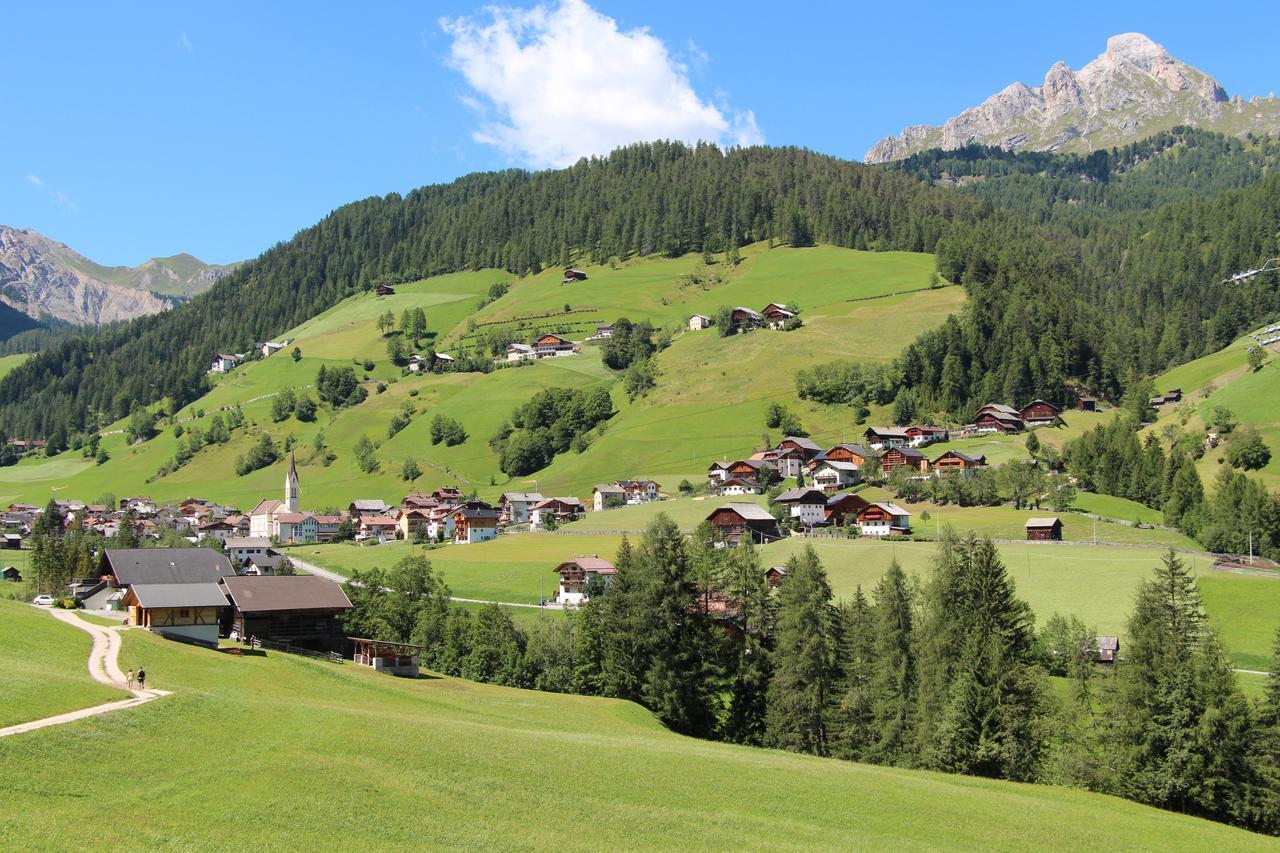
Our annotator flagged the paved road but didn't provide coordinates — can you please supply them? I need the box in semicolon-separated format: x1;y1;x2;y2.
290;556;564;610
0;610;170;739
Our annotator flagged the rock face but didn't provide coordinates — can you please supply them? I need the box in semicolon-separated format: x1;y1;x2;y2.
0;226;237;325
866;33;1280;162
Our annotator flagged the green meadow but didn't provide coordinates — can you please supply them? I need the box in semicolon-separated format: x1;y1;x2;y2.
0;604;1273;850
0;601;125;727
0;353;30;382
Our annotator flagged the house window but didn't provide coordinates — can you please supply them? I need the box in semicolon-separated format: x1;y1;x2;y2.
179;608;190;618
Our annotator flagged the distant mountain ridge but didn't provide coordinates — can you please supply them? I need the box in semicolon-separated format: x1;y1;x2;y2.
866;33;1280;163
0;225;238;325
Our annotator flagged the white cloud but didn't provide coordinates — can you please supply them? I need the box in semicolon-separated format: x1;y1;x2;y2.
26;173;77;210
440;0;762;168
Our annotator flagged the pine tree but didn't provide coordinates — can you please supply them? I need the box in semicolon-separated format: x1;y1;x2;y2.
867;559;916;765
765;545;837;754
828;587;876;761
723;534;773;745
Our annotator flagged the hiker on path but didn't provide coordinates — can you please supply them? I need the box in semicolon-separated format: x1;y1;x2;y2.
136;667;146;690
126;669;134;689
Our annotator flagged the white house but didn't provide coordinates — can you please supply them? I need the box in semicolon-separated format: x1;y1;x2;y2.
260;340;287;358
615;479;660;504
499;492;544;525
592;484;626;512
210;354;240;374
553;557;617;606
716;477;762;496
689;314;712;331
224;536;271;566
773;487;829;527
275;512;320;544
857;502;911;537
811;460;862;492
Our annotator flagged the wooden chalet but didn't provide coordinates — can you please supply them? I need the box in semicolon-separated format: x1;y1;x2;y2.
773;487;828;526
221;575;351;652
881;445;928;474
776;435;823;460
533;333;577;357
730;307;765;332
761;303;796;329
764;566;788;589
863;427;910;449
562;267;588;283
553;556;617;606
1025;517;1063;541
904;425;949;446
856;502;911;537
825;492;872;526
1019;399;1061;425
811;444;877;470
931;450;986;474
1149;388;1182;407
122;582;228;648
1076;395;1099;412
450;504;501;543
1095;636;1119;664
401;492;437;510
705;503;780;545
375;283;396;296
974;403;1024;433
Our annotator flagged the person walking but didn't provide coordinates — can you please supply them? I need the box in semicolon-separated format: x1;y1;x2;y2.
136;667;146;691
126;669;135;689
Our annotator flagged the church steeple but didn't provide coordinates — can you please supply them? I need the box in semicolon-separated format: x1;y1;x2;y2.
284;450;300;512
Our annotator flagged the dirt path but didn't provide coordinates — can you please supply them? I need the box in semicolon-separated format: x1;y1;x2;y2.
0;610;170;738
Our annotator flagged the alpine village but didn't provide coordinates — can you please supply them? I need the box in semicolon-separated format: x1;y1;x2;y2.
5;11;1280;850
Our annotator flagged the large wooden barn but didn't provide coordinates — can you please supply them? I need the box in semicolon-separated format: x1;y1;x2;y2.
220;575;352;652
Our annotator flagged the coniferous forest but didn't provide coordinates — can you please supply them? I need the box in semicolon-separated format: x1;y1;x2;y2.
3;134;1279;440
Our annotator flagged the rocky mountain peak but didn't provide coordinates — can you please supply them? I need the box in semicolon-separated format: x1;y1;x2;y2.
865;32;1275;163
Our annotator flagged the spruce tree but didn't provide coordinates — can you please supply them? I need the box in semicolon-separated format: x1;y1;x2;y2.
867;559;916;765
765;545;837;754
723;535;773;745
828;587;876;761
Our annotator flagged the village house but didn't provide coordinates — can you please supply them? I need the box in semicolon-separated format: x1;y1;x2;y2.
499;492;544;525
432;486;465;503
857;503;912;537
397;508;431;540
529;497;585;531
562;267;588;283
120;496;158;515
881;446;929;475
101;548;237;645
715;476;763;496
224;536;271;566
508;333;578;361
809;444;878;472
121;583;228;649
761;303;796;329
589;323;614;340
705;503;781;545
707;458;765;485
243;553;288;576
275;513;320;544
765;566;788;589
688;313;712;331
1025;517;1063;541
358;515;399;542
197;518;235;542
348;499;392;520
408;353;454;372
259;340;286;358
811;460;861;492
375;283;396;296
592;484;626;512
451;505;500;543
210;353;240;374
730;307;765;332
552;556;617;606
773;487;829;527
974;403;1025;433
905;425;949;447
401;492;437;511
615;479;661;504
313;515;345;541
220;575;352;651
931;450;986;476
763;446;807;479
1019;399;1062;425
863;427;910;450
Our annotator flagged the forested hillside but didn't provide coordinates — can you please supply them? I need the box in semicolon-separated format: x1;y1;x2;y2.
3;137;1280;440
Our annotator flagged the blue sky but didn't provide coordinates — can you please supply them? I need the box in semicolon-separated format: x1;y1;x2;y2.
3;0;1277;266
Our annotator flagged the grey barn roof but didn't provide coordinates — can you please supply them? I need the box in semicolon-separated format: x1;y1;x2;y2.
221;575;352;613
103;548;235;586
129;582;229;609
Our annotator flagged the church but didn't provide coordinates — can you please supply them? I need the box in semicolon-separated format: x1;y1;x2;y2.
249;452;336;543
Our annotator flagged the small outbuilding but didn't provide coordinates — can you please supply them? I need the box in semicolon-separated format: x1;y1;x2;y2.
2;566;21;582
352;637;421;677
705;502;781;545
1025;517;1063;541
1095;636;1120;664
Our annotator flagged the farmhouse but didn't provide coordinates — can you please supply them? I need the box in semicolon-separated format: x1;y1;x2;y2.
590;323;615;339
508;333;578;361
931;450;986;475
857;503;911;537
615;479;661;504
451;505;501;543
773;487;829;526
1149;388;1182;407
863;427;910;450
1025;517;1063;541
1020;400;1061;425
349;499;392;520
716;476;763;496
401;492;437;510
777;435;823;460
259;340;286;358
358;515;399;542
121;582;228;648
705;503;781;545
811;460;861;492
562;267;588;283
707;458;765;484
592;484;626;512
881;446;928;475
974;403;1025;433
905;425;949;446
764;446;807;479
210;353;240;374
375;283;396;296
397;508;431;539
529;498;585;531
811;444;877;470
224;536;271;566
730;307;765;332
220;575;351;651
688;314;712;331
499;492;545;525
553;556;617;606
761;303;796;329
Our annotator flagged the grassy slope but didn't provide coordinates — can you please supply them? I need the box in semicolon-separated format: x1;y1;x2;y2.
1;246;955;508
0;353;30;382
0;601;125;728
0;623;1271;850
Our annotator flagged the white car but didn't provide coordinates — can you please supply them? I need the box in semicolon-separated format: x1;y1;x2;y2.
32;594;55;606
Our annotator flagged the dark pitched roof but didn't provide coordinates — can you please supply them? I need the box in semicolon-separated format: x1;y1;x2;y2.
887;446;926;459
220;575;352;613
779;436;822;452
103;548;235;586
775;487;828;504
